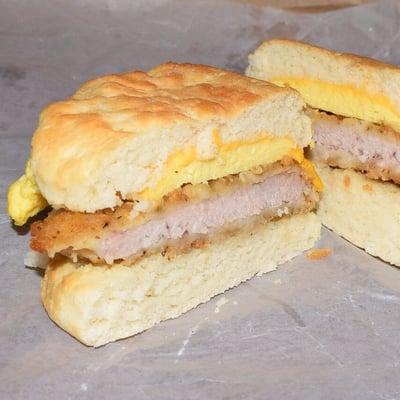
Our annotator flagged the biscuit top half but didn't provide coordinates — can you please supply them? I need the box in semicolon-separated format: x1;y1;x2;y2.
22;63;312;214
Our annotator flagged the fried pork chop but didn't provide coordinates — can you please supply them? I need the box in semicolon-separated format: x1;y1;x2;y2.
312;110;400;184
31;160;318;264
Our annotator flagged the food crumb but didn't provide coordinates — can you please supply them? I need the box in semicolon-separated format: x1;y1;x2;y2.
216;297;228;308
306;248;332;261
215;297;228;313
80;383;88;392
273;278;282;285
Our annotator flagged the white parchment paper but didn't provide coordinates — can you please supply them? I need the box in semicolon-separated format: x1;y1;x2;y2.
1;1;400;399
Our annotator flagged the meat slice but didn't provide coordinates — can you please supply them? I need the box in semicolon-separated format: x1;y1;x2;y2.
312;110;400;184
97;169;315;263
32;161;318;264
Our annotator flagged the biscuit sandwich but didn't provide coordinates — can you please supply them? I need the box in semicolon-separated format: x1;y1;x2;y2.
8;63;321;346
247;39;400;266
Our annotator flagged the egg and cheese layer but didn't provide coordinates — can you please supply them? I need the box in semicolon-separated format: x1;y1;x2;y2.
271;77;400;132
8;135;322;226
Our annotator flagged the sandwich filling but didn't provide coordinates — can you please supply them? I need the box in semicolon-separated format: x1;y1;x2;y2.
263;76;400;183
311;110;400;184
8;136;306;226
31;158;319;265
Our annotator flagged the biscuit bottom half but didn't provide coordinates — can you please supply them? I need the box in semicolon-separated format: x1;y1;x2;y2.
41;212;320;346
317;165;400;267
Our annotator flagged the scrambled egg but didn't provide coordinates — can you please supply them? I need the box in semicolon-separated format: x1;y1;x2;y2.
7;160;48;226
271;77;400;131
139;133;317;201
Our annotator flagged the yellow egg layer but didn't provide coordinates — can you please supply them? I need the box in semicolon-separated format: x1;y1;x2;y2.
7;160;48;226
271;77;400;131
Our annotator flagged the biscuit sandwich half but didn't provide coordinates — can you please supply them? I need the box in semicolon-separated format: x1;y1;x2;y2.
247;39;400;267
8;63;321;346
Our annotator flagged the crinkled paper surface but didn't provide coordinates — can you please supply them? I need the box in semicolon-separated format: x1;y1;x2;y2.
1;1;400;398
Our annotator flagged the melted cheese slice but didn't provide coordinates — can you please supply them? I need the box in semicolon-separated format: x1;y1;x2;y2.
271;77;400;131
7;135;322;224
139;133;319;201
7;160;48;226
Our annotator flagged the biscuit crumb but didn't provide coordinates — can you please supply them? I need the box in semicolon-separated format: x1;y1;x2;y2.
343;175;351;188
306;248;332;261
362;183;373;193
80;383;88;392
215;297;228;313
216;297;228;307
